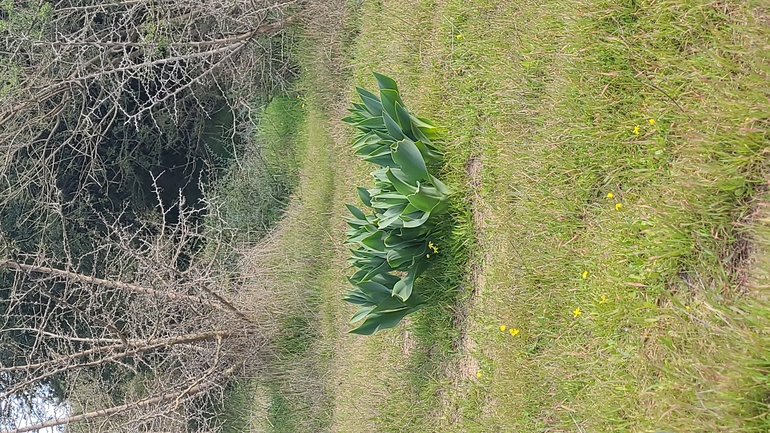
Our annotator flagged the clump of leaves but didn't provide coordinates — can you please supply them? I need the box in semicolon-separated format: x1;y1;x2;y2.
342;72;450;335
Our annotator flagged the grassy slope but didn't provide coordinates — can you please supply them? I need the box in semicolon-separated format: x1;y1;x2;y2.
305;0;770;432
250;0;770;431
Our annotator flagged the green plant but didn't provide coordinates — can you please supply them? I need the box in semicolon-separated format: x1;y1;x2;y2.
341;72;451;335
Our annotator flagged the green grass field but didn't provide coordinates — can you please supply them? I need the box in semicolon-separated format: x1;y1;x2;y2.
238;0;770;431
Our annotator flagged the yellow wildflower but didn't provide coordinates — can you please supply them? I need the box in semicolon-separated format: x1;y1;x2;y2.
499;325;506;332
426;254;431;258
509;328;520;337
648;118;655;125
301;103;305;108
633;125;640;135
573;307;582;318
607;192;614;199
476;371;482;378
428;241;438;253
685;305;690;311
582;270;588;279
456;34;462;39
599;295;607;304
615;203;623;211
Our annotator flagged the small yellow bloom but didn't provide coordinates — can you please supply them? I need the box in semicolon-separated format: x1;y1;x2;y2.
509;328;520;337
428;241;438;253
499;325;506;332
648;118;655;125
573;307;582;318
633;125;640;135
615;203;623;211
599;295;607;304
426;254;431;258
476;371;482;378
607;192;614;199
301;103;305;108
456;34;462;39
582;270;588;279
685;305;690;311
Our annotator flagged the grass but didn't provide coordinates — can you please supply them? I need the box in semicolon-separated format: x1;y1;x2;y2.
228;0;770;431
205;95;304;246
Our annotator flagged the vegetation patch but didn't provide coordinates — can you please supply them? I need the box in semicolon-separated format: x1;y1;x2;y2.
342;72;452;334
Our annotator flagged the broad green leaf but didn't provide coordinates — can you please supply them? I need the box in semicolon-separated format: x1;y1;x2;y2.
406;182;442;213
362;148;397;167
354;142;384;157
395;102;416;139
379;202;407;219
412;115;441;140
383;234;424;249
357;281;392;304
361;259;391;282
373;72;399;92
355;116;385;131
401;210;430;228
356;87;383;116
361;231;386;251
374;130;396;141
386;244;426;269
348;308;412;335
343;293;370;306
346;204;367;220
429;174;451;196
344;230;372;246
352;132;380;149
395;226;433;240
391;139;428;182
392;258;432;301
413;140;443;164
370;192;408;205
344;216;369;228
385;168;417;196
382;109;405;140
341;115;358;125
357;187;372;207
372;168;390;183
371;273;400;287
379;89;402;123
350;306;374;323
377;210;405;230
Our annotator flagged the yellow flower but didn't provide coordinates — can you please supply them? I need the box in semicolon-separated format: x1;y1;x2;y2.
456;34;462;39
428;241;438;253
685;305;690;311
573;307;582;318
499;325;506;332
615;203;623;211
476;371;482;378
599;295;607;304
648;118;655;125
633;125;640;135
426;254;431;258
582;270;588;279
301;103;305;108
607;192;614;199
509;328;520;337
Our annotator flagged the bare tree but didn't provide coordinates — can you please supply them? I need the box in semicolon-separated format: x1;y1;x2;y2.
0;0;297;207
0;197;276;433
0;2;298;430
